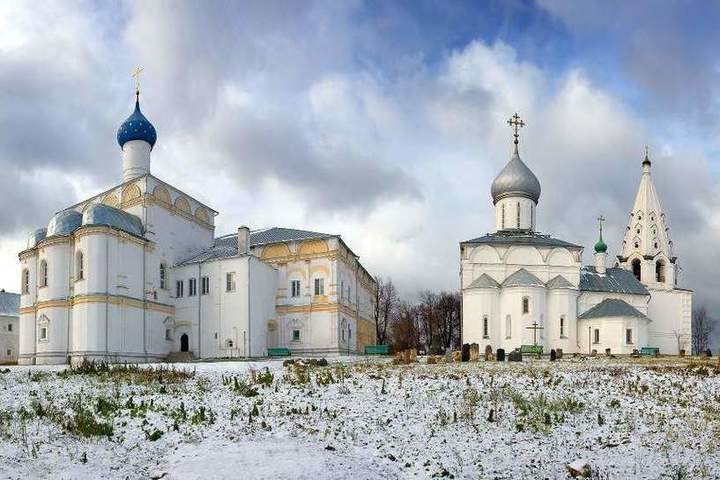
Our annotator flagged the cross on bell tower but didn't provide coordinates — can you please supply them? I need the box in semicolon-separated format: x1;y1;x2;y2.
507;113;525;152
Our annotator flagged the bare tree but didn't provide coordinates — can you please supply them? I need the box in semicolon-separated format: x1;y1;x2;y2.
374;276;398;346
691;307;716;355
437;291;461;352
389;301;420;352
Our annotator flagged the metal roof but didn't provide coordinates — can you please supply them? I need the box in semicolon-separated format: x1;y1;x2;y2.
117;98;157;149
491;149;541;204
578;298;650;321
502;268;545;288
82;203;144;237
579;267;649;295
461;230;582;249
176;227;336;266
546;275;575;289
27;228;47;249
467;273;501;289
47;210;82;237
0;291;19;317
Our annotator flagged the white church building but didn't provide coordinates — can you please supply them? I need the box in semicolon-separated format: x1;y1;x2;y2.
461;115;692;355
17;88;376;365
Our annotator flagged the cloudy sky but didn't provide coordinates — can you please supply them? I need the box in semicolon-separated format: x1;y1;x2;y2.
1;1;719;319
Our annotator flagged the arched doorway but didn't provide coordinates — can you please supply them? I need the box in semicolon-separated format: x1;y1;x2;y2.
180;334;189;352
632;259;641;281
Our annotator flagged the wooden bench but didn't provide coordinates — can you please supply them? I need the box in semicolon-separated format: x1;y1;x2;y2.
364;345;390;355
520;345;543;355
267;348;291;357
640;347;660;356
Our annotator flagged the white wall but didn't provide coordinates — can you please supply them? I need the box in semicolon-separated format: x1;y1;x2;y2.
0;315;18;363
646;288;692;354
577;316;648;355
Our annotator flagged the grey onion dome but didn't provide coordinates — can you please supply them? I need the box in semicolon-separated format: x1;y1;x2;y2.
490;149;541;205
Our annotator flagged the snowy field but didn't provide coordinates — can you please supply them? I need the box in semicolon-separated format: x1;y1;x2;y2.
0;356;719;479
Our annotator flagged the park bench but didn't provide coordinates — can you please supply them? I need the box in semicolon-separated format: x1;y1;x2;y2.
364;345;390;355
640;346;660;356
520;345;543;355
267;347;291;357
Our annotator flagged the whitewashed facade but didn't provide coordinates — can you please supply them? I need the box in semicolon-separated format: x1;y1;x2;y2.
461;121;692;355
17;91;376;365
0;291;19;363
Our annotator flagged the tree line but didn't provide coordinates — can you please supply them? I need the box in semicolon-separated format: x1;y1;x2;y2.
374;277;461;354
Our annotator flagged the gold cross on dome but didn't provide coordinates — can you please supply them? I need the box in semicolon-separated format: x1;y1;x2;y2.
597;214;605;234
132;66;144;94
507;113;525;145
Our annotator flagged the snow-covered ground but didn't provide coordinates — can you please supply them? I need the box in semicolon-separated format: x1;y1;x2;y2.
0;356;718;479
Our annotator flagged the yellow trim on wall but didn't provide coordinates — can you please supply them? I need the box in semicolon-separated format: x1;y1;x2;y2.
261;243;292;260
174;196;192;215
121;184;142;204
102;194;119;207
152;185;171;205
27;295;174;314
298;239;329;255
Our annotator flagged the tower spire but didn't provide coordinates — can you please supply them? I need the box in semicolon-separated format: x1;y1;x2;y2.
507;113;525;154
594;215;607;253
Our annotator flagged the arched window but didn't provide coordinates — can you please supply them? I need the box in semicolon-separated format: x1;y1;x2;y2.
530;204;534;228
225;339;234;348
159;263;167;289
21;269;29;294
656;260;665;283
560;316;565;338
632;259;641;281
522;297;530;314
501;204;506;229
482;315;489;338
39;260;48;287
516;202;521;228
505;315;511;339
313;277;325;296
75;251;84;280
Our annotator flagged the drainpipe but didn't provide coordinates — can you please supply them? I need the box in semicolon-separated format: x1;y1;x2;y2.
105;233;109;358
198;263;202;359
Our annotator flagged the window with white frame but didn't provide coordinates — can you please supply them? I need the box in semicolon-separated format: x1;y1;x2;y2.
75;251;84;280
176;280;184;298
291;280;301;298
7;323;12;332
483;315;489;338
39;260;48;287
501;203;505;229
314;277;325;296
340;280;344;298
188;278;197;296
292;329;300;341
159;263;167;289
201;276;210;295
625;328;633;344
39;327;48;341
560;316;565;338
516;201;521;228
522;297;530;314
505;315;511;339
226;272;236;292
22;269;29;294
593;328;600;344
165;329;172;341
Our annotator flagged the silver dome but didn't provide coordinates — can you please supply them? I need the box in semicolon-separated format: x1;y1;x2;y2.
27;228;47;249
82;203;144;237
490;149;541;205
47;210;82;237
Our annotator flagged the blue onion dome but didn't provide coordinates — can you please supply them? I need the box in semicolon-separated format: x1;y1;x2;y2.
82;203;144;237
117;95;157;149
27;228;47;249
47;210;82;237
491;149;541;205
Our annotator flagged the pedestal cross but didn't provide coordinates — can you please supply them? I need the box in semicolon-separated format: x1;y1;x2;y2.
525;321;544;346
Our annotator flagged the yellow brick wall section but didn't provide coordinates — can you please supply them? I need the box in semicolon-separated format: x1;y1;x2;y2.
356;317;376;352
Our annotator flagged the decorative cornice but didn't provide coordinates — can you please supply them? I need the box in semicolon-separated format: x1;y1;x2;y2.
26;294;174;315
